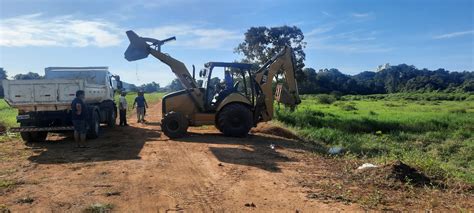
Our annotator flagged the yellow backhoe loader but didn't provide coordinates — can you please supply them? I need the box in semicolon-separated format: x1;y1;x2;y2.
124;30;301;138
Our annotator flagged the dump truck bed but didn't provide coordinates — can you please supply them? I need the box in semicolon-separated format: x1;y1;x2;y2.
2;79;85;112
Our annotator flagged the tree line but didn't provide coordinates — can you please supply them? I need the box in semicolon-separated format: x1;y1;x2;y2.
299;65;473;95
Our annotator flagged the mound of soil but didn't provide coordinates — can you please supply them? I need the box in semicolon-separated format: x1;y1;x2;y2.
388;161;432;185
251;122;300;140
0;124;6;135
358;161;433;187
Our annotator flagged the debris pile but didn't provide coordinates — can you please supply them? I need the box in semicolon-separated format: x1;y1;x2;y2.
387;161;432;186
251;122;300;140
0;123;6;135
357;161;433;187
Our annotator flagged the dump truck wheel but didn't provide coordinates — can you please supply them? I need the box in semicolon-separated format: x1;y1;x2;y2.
218;103;252;137
21;131;48;143
161;111;188;139
87;110;100;139
107;109;116;127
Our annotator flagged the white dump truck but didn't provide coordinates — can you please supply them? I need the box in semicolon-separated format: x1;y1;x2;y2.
2;67;122;142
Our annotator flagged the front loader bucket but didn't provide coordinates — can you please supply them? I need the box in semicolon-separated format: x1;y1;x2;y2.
124;30;150;61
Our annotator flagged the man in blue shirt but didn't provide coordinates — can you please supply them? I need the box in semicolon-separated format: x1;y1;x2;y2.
133;91;148;123
71;90;87;148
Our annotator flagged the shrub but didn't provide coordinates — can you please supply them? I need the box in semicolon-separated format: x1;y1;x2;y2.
340;103;358;111
316;94;336;104
449;108;467;114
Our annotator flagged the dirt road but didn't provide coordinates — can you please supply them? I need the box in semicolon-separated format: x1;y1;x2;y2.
0;101;362;212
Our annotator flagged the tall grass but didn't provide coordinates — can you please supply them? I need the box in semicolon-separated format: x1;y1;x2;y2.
276;94;474;184
0;99;17;128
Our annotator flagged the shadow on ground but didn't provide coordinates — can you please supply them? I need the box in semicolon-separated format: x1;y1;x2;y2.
177;132;319;172
27;125;161;164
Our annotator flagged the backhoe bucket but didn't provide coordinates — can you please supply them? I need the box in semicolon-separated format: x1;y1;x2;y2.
275;83;299;108
124;30;150;61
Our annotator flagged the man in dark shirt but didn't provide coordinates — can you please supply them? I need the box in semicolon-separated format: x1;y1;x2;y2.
132;91;148;123
71;90;87;148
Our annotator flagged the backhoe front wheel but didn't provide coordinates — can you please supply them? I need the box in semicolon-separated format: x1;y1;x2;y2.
161;111;188;139
217;103;253;137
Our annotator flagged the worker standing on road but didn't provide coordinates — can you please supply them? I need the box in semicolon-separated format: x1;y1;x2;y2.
133;91;148;123
71;90;87;148
119;92;128;126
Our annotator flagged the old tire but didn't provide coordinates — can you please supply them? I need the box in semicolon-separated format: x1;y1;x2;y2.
107;109;116;127
87;110;100;139
161;112;188;139
20;131;48;143
217;103;252;137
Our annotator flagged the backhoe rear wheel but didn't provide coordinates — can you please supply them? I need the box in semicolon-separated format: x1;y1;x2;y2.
161;111;188;139
217;103;253;137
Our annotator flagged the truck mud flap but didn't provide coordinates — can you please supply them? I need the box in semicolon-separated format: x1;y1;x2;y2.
9;126;74;132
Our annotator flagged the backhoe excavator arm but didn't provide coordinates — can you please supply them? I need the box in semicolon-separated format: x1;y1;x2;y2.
124;30;204;110
254;45;301;121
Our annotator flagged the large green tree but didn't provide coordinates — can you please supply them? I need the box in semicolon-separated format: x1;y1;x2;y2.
235;26;306;79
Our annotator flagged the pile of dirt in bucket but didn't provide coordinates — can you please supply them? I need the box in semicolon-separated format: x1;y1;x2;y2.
251;122;300;140
356;161;434;187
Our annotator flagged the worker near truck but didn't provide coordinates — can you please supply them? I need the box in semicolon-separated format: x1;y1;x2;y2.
133;91;148;123
119;92;129;126
71;90;88;148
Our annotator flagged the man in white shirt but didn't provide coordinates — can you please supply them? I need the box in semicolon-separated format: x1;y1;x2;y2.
119;92;128;126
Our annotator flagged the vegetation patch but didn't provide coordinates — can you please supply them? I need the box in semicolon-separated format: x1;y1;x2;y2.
84;203;114;213
276;93;474;184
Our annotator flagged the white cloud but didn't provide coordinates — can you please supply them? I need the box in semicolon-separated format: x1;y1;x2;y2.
322;11;331;17
351;12;372;18
0;13;122;47
306;26;388;53
306;26;334;36
137;25;241;49
433;30;474;39
0;14;241;50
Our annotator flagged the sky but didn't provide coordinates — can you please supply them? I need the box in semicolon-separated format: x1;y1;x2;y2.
0;0;473;86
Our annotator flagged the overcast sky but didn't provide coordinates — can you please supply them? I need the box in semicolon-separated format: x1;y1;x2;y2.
0;0;473;86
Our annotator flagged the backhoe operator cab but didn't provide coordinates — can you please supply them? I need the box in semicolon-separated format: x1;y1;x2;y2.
200;62;255;111
124;30;300;138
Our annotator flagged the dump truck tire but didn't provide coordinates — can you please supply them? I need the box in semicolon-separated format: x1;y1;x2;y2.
161;111;188;139
87;110;100;139
21;131;48;143
107;109;116;127
20;122;48;143
218;103;252;137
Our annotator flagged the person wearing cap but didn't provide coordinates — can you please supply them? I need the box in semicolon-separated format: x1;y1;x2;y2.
119;92;129;126
133;91;148;123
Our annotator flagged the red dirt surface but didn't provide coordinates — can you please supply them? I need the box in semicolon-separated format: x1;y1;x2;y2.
0;101;472;212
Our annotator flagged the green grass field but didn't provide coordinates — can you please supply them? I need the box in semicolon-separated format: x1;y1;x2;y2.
0;99;17;128
276;94;474;184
